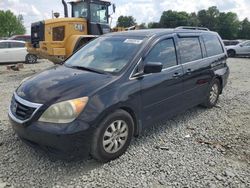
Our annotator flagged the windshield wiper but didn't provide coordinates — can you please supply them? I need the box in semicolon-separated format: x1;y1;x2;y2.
69;65;107;75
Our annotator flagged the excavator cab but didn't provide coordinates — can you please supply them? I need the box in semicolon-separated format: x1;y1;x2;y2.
69;0;112;35
27;0;115;63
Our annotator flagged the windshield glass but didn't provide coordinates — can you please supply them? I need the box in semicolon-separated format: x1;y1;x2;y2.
90;3;108;23
65;36;145;73
72;2;88;18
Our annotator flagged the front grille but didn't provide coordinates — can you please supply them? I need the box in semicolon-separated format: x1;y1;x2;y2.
10;96;36;121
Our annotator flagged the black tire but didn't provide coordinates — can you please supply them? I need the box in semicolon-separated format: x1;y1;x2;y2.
90;109;134;162
202;79;221;108
25;54;38;64
227;50;236;57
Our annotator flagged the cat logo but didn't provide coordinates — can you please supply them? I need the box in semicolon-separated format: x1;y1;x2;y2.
74;24;84;32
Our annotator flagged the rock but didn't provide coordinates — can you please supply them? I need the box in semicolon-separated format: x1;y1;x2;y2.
215;175;224;181
0;182;7;188
224;170;235;177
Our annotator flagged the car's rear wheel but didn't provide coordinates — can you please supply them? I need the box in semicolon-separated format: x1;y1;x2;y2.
202;79;221;108
227;50;236;57
90;109;134;162
25;54;38;64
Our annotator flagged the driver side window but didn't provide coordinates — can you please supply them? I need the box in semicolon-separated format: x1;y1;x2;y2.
144;38;177;69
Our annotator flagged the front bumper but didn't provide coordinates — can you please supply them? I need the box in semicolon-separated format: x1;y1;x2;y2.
9;116;94;159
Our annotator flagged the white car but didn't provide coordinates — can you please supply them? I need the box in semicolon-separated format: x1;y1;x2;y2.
0;40;37;64
226;40;250;57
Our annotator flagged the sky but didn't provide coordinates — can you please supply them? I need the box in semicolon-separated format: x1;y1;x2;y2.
0;0;250;34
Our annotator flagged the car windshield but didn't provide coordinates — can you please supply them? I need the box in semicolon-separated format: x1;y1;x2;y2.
65;36;145;73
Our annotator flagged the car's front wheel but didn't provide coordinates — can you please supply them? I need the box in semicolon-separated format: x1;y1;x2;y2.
91;109;134;162
25;54;38;64
227;50;236;57
202;79;221;108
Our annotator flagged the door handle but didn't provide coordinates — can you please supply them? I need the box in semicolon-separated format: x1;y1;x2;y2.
173;72;182;78
186;68;192;75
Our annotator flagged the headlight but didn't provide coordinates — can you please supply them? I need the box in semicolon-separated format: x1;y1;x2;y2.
39;97;88;123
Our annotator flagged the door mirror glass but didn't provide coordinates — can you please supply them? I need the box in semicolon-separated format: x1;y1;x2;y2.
240;44;243;47
144;62;163;74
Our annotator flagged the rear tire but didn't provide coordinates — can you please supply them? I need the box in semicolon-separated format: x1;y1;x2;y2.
25;54;38;64
227;50;236;57
90;109;134;162
202;79;221;108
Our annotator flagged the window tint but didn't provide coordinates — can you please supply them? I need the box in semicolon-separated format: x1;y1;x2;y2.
203;35;224;56
179;37;202;63
10;42;25;48
0;42;9;49
90;4;108;23
144;39;177;69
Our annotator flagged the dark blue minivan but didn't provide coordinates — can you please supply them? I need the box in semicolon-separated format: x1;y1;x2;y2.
9;28;229;162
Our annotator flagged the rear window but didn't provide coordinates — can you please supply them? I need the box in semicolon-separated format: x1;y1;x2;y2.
179;37;203;63
203;35;224;57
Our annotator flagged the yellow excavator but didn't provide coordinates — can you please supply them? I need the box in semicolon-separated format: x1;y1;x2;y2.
26;0;116;63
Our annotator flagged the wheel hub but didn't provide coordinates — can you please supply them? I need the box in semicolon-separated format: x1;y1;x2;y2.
102;120;128;154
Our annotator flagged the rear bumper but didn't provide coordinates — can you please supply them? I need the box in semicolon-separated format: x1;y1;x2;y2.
9;117;94;159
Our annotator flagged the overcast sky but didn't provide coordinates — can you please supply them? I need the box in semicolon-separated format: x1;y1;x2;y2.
0;0;250;34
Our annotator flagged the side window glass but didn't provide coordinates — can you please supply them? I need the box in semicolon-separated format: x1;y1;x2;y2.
203;35;224;56
179;37;202;63
0;42;8;49
10;42;25;48
244;42;250;46
144;38;177;69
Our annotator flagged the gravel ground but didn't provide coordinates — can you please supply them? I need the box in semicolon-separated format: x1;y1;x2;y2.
0;58;249;188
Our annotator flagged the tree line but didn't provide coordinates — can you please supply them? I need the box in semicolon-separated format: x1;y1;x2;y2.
0;10;26;37
116;6;250;40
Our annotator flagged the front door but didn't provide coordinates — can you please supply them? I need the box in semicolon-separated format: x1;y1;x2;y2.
140;37;184;126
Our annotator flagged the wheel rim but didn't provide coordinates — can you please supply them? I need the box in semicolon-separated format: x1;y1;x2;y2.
209;83;219;104
102;120;128;154
27;55;36;63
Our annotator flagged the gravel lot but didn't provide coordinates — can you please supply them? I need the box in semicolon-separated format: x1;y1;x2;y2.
0;58;249;188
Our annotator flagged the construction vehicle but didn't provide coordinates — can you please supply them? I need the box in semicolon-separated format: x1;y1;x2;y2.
26;0;115;63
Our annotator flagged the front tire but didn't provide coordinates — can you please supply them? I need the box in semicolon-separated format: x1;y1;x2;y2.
90;109;134;162
202;79;221;108
227;50;236;57
25;54;38;64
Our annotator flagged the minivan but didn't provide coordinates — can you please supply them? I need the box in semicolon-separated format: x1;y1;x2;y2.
9;28;229;162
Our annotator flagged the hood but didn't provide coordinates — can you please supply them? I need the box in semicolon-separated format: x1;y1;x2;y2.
225;45;237;50
16;65;114;104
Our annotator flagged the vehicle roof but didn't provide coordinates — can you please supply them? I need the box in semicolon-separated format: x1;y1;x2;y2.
0;40;26;43
106;28;215;38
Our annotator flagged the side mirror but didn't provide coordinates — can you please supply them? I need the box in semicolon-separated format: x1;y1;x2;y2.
112;4;116;13
240;44;243;47
144;62;163;74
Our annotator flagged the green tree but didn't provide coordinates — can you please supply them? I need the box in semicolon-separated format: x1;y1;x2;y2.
116;16;136;28
138;23;147;29
159;10;190;28
188;12;199;26
197;6;219;31
238;18;250;39
148;22;161;28
0;10;26;37
217;12;240;39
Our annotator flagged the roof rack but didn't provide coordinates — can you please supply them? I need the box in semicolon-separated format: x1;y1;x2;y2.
176;26;210;31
